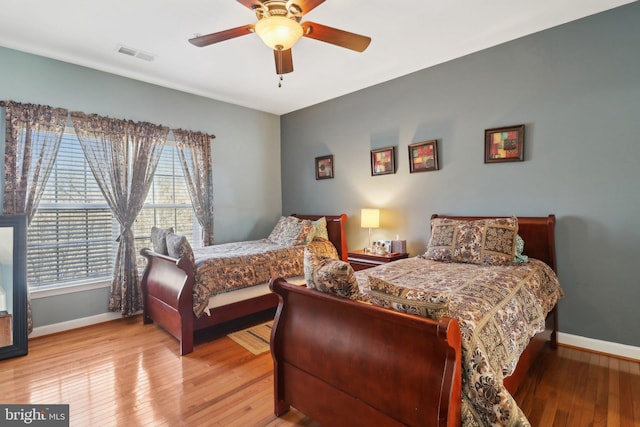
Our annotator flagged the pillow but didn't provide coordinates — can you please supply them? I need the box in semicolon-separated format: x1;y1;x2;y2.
513;234;529;263
306;237;339;260
305;216;329;243
425;216;519;266
268;216;313;246
166;232;195;267
267;216;289;243
150;226;174;255
304;246;359;299
368;276;450;320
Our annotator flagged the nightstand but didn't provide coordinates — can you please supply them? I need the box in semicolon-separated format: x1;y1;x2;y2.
347;249;409;271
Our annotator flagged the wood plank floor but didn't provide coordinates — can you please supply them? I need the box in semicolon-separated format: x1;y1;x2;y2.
1;315;638;426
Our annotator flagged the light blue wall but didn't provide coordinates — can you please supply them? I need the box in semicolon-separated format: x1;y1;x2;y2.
281;3;640;346
0;46;283;328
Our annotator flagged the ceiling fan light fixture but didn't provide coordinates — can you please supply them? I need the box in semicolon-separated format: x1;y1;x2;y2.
254;16;303;50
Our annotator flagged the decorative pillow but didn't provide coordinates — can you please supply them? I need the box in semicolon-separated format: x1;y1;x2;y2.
426;217;519;266
166;232;195;267
268;216;313;246
305;216;329;243
150;226;174;255
304;246;359;299
267;216;289;243
513;234;529;263
368;276;450;320
306;237;339;260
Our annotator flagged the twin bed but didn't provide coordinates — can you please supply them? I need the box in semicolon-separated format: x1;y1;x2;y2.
140;212;562;426
269;214;563;426
139;213;347;355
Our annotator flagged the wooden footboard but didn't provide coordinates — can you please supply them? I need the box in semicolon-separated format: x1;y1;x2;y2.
140;249;195;355
140;247;281;355
269;278;463;427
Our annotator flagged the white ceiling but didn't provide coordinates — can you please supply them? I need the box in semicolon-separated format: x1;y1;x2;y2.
0;0;634;115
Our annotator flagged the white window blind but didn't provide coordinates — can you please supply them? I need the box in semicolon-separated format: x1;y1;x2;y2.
28;132;117;288
28;130;201;289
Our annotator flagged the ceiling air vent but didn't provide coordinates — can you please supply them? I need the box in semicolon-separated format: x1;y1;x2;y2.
115;44;156;62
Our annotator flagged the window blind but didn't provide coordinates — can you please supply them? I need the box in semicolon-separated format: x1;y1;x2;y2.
28;131;201;289
28;133;116;287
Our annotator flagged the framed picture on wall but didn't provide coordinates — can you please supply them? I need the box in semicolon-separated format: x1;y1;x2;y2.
484;124;525;163
315;155;334;180
370;146;396;176
408;140;439;173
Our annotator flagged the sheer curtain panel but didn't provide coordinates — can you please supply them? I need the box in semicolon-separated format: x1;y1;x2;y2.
3;100;69;333
71;112;168;316
172;129;215;246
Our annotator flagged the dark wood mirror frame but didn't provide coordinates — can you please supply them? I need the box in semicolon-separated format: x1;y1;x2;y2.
0;214;28;360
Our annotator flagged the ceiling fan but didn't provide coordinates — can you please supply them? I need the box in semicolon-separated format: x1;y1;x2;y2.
189;0;371;80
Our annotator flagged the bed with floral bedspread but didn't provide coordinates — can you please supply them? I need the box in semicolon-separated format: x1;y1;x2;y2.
140;213;348;355
269;214;563;427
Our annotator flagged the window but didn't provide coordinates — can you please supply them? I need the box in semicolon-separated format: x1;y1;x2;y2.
134;144;202;268
27;130;200;289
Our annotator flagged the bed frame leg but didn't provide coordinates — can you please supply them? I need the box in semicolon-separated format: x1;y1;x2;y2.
275;400;290;416
550;305;559;349
180;329;194;355
180;338;194;355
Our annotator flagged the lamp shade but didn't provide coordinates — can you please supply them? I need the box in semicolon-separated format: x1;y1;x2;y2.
361;209;380;229
254;16;303;50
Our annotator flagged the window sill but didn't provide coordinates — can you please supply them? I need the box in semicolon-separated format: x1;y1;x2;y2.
29;279;112;299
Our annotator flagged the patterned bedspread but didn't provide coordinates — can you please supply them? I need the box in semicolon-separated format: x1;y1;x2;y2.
355;256;564;427
191;238;338;317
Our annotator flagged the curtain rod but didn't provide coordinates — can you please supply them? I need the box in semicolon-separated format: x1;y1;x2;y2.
0;102;217;139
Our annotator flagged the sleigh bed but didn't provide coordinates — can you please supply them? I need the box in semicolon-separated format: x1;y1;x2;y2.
140;213;347;355
269;214;563;426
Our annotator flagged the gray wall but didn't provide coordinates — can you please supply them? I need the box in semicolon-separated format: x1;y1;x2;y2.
0;46;283;328
281;3;640;347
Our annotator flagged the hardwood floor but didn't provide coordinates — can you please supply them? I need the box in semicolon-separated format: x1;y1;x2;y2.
514;345;640;427
1;316;638;426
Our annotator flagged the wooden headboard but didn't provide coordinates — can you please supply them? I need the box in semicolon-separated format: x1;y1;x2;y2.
292;213;348;262
430;214;557;272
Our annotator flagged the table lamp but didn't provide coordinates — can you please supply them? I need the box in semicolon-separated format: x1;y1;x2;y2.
360;208;380;252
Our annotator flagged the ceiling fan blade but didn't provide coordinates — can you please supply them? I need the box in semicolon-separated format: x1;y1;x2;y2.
274;49;294;74
189;25;255;47
289;0;325;15
301;22;371;52
236;0;263;10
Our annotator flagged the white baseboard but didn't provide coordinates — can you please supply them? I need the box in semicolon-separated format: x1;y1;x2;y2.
558;332;640;361
29;312;123;338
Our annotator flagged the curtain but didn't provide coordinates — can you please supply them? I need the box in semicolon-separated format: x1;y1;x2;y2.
71;112;168;316
3;100;69;333
172;129;215;246
3;101;68;223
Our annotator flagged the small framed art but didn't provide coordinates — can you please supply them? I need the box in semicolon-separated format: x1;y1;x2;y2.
484;124;525;163
315;155;334;179
408;140;439;173
370;146;396;176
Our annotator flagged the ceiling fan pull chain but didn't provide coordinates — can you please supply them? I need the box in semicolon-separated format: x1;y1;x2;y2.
277;47;284;88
